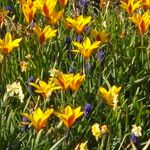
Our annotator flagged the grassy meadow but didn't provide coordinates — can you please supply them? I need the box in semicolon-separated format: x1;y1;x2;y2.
0;0;150;149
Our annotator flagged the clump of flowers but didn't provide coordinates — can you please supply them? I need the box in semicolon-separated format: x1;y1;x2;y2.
54;105;84;128
21;108;54;132
4;81;24;103
84;103;92;117
91;123;109;141
99;85;122;110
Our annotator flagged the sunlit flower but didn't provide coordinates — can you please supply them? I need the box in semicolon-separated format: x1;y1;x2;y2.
91;29;109;44
33;25;57;44
6;81;24;103
120;0;141;14
21;0;37;23
21;108;54;132
54;105;84;128
59;0;69;7
42;0;63;25
131;124;142;137
100;125;109;134
50;69;74;90
130;12;150;34
141;0;150;10
20;61;28;72
66;15;91;34
91;123;102;141
29;79;61;98
75;141;88;150
99;85;121;110
71;37;100;59
69;73;85;91
0;33;22;54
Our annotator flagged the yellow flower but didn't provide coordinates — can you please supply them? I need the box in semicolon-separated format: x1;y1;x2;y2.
42;0;63;25
54;105;84;128
0;33;22;54
33;25;57;44
99;86;121;110
130;12;150;34
75;141;88;150
51;70;74;90
59;0;69;7
71;37;100;59
21;0;37;23
69;73;85;91
91;123;102;141
66;15;91;34
142;0;150;10
21;108;54;132
91;29;109;43
29;79;61;98
120;0;141;14
20;61;28;72
131;124;142;137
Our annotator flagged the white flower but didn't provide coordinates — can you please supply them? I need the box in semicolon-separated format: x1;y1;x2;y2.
131;124;142;137
6;81;24;103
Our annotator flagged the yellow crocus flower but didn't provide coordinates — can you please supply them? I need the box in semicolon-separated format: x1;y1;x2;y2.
42;0;63;25
33;25;57;44
130;12;150;34
59;0;69;7
22;0;37;23
142;0;150;10
66;15;91;34
21;108;54;132
120;0;141;14
54;105;84;128
99;86;121;110
91;29;109;44
0;32;22;54
71;37;100;59
29;79;61;98
69;73;85;91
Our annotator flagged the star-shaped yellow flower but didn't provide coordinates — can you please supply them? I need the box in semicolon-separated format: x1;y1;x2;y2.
0;33;22;54
71;37;100;59
21;108;54;132
54;105;84;128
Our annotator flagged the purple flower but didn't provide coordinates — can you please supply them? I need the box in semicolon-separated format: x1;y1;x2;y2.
5;6;13;11
69;67;76;74
84;26;90;34
130;133;140;149
75;35;83;43
65;36;71;49
96;50;105;61
27;76;34;94
85;63;91;71
78;0;89;7
84;103;92;117
21;117;29;131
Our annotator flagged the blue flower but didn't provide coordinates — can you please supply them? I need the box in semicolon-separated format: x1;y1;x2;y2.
84;103;92;117
65;36;71;49
96;50;105;61
21;117;29;131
